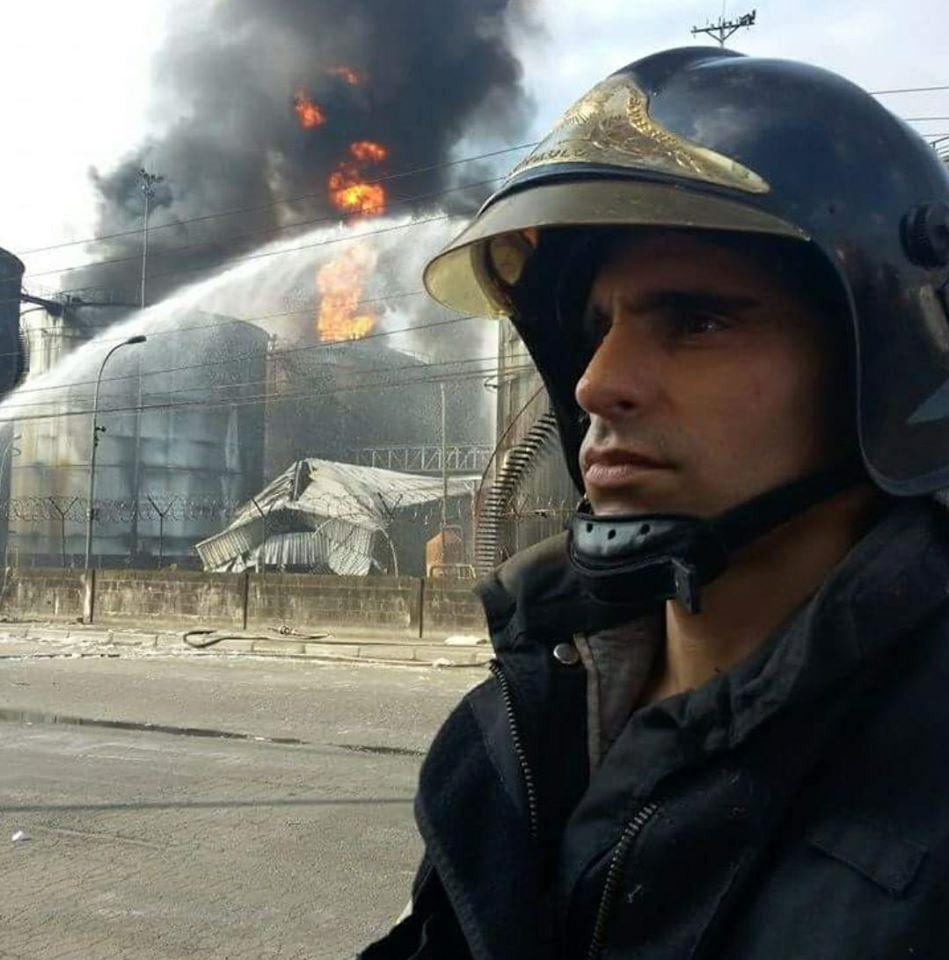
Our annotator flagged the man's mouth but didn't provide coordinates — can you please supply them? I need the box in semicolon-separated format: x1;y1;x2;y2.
581;447;673;488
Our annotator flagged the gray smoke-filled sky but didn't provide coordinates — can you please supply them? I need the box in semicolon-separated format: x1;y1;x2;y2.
27;0;534;303
1;0;945;291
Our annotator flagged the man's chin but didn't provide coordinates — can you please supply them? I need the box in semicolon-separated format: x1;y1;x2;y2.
585;482;704;518
587;493;667;517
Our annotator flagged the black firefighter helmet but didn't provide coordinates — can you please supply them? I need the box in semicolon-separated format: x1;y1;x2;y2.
423;47;949;611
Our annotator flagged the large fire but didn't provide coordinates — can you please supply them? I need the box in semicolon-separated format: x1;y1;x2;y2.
293;90;326;129
328;141;389;217
324;65;365;86
316;243;379;342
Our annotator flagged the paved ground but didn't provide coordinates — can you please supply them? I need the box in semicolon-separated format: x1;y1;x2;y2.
0;620;492;667
0;635;482;960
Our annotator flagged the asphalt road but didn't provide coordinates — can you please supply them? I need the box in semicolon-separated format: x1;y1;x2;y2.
0;636;482;960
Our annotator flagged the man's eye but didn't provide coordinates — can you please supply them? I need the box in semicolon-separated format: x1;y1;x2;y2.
584;307;612;344
670;312;730;338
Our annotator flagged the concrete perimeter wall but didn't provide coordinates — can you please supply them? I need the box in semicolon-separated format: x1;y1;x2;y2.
94;569;245;628
0;568;487;639
1;568;87;622
422;579;490;639
246;572;421;637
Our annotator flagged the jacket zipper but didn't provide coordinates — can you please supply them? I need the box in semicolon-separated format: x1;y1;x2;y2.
586;801;661;960
488;658;539;843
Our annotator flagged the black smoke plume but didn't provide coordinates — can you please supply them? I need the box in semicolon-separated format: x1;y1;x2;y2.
70;0;533;305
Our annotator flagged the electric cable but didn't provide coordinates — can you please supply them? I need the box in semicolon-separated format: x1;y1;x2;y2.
14;175;503;284
0;358;538;427
0;212;453;298
12;142;538;257
6;92;947;266
2;300;476;387
8;289;429;349
869;84;949;95
0;315;485;410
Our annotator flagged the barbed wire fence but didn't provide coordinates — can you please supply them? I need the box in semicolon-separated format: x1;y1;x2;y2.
0;490;472;574
0;496;239;524
474;494;576;568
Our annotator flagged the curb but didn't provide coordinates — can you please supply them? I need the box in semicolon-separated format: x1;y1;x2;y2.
0;623;493;668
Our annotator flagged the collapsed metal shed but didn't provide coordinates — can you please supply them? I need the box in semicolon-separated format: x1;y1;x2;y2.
195;457;473;575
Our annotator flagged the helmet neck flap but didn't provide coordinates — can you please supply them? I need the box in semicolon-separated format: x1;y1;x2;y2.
568;457;868;614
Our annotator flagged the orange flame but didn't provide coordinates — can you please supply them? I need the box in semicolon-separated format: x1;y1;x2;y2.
293;90;326;129
350;140;388;163
328;141;389;218
324;65;365;86
316;244;378;342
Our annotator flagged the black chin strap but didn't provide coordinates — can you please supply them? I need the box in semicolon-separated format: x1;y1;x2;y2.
709;458;868;553
569;458;868;615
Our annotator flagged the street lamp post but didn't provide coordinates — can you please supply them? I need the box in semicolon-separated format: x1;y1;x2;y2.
84;335;147;571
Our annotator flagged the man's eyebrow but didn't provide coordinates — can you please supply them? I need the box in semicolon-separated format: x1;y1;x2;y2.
596;290;761;315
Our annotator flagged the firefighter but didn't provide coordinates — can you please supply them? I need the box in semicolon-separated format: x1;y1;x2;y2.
360;46;949;959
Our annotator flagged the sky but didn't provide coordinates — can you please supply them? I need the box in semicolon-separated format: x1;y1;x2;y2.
1;0;946;285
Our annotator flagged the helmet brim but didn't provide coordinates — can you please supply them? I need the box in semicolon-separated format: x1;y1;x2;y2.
423;177;810;318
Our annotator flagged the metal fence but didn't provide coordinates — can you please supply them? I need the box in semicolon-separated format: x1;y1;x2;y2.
0;492;472;574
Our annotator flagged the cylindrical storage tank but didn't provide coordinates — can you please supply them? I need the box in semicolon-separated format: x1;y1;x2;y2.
0;247;25;396
7;315;268;567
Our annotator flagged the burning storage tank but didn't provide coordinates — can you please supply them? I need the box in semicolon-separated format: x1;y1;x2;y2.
7;308;267;567
264;335;493;478
0;247;25;396
262;234;494;478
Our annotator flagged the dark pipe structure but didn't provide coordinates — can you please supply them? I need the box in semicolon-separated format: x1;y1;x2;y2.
0;247;25;393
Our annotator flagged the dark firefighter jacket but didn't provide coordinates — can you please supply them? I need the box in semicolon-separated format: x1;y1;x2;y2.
360;497;949;959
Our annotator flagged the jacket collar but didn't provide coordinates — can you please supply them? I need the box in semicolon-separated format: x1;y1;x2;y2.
475;531;656;652
554;496;949;912
643;495;949;756
480;497;949;744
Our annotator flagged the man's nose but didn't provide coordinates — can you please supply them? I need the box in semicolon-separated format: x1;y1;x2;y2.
575;323;657;418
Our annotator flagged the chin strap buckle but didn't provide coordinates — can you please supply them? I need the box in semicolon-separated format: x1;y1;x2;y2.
671;559;701;614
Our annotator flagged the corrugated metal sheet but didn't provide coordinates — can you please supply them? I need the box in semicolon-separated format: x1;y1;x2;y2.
230;525;375;575
195;457;473;574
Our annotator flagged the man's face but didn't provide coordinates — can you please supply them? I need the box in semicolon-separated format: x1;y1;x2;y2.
576;231;843;517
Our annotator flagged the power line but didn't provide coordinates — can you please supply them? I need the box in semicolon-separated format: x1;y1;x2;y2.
14;175;503;284
5;308;483;404
0;351;510;415
0;351;504;414
0;288;431;363
13;142;538;258
7;98;948;275
0;358;537;428
83;214;450;291
9;93;947;268
0;212;452;302
869;84;949;95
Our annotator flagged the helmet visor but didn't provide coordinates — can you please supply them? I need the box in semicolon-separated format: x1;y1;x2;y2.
424;178;809;318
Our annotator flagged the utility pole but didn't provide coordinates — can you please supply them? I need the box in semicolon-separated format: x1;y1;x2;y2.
691;8;757;46
440;381;448;533
138;168;165;309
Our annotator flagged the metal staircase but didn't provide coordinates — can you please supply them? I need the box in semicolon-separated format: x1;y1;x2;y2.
474;410;559;575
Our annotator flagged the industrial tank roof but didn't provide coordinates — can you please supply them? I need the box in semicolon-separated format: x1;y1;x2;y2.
0;245;25;397
0;245;24;274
